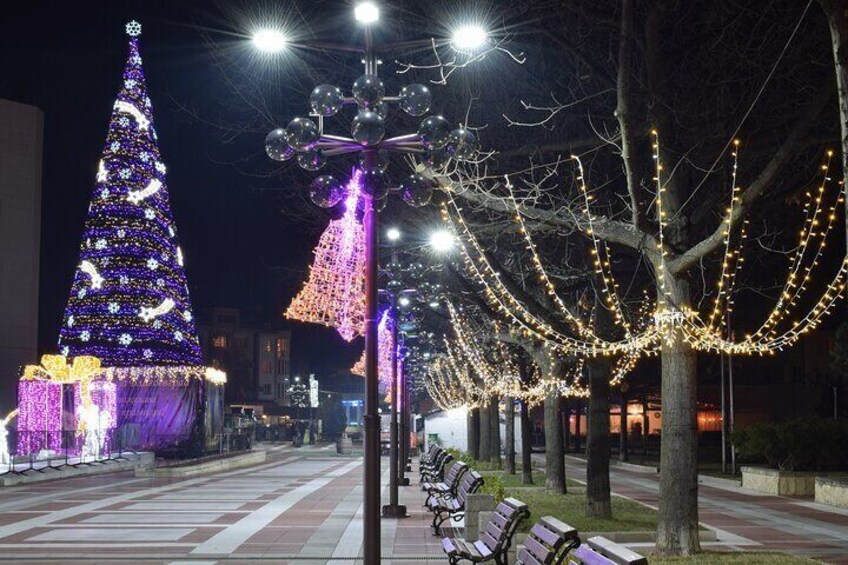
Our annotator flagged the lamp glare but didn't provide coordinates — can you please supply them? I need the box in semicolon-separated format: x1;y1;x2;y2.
451;25;488;50
252;29;287;53
386;227;401;241
429;229;454;253
355;2;380;24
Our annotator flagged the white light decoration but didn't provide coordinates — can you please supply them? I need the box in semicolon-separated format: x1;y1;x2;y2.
127;178;162;204
96;160;108;182
452;24;488;51
125;20;142;37
176;247;184;266
399;296;411;307
429;229;455;252
139;298;176;322
79;260;104;289
252;29;288;53
386;227;401;241
114;100;150;131
354;2;380;24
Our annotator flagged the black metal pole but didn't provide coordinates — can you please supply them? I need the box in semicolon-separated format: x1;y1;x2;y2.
399;355;411;485
361;24;383;565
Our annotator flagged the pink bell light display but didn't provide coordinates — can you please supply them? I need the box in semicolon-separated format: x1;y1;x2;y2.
285;171;366;342
351;310;394;396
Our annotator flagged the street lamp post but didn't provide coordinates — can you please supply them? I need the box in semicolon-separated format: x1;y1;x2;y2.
261;5;481;562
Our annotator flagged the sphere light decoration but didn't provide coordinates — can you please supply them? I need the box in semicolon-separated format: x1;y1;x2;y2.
362;168;388;199
399;84;432;117
446;127;479;161
386;227;401;241
418;116;452;149
400;173;433;207
298;149;326;171
310;175;344;208
310;84;344;116
265;129;295;161
352;110;386;145
286;117;320;151
354;2;380;24
358;149;390;172
352;74;385;108
429;229;455;253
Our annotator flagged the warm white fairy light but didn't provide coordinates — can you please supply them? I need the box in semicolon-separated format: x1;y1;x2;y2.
127;178;162;204
114;100;150;131
139;298;175;322
79;260;104;290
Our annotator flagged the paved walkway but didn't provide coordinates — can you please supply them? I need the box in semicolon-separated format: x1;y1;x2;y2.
562;455;848;564
0;444;447;564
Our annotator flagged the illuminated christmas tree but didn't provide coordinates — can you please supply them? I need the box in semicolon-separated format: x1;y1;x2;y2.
58;21;201;367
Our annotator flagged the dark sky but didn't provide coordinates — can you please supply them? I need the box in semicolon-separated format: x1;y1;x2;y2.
0;1;379;376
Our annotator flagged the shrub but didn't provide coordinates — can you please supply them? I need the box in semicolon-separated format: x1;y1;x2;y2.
480;473;506;503
733;418;848;471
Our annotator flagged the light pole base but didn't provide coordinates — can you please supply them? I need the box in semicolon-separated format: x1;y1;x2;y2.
382;504;409;518
399;477;411;486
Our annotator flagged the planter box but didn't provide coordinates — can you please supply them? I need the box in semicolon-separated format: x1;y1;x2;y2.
815;476;848;509
741;466;815;496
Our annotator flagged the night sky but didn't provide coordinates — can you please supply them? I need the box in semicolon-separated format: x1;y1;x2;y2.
1;1;396;377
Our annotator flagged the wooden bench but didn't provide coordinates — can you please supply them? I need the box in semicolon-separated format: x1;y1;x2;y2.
423;461;469;506
569;536;647;565
515;516;580;565
428;469;485;535
421;444;442;467
442;497;530;565
422;452;454;483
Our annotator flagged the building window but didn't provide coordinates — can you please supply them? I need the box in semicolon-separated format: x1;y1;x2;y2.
261;359;272;374
261;384;271;396
276;337;288;356
277;358;287;375
265;339;272;352
213;335;228;348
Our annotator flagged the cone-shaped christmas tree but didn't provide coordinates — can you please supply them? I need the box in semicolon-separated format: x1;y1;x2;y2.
58;21;202;367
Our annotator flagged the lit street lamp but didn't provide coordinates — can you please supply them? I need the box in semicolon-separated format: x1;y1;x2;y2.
259;4;481;563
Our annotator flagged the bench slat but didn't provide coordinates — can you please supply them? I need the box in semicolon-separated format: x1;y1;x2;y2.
539;516;578;538
586;536;648;565
491;512;510;529
474;539;496;557
517;547;545;565
529;523;563;548
572;546;616;565
480;531;500;551
523;535;553;560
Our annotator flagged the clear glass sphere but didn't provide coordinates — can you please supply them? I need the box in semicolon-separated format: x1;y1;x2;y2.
309;175;344;208
446;127;479;161
285;117;319;152
361;169;388;199
400;173;433;207
374;100;389;119
265;128;294;161
386;261;403;277
386;279;404;293
399;84;432;117
375;196;388;212
422;147;450;170
297;149;326;171
352;74;385;108
310;84;344;117
358;149;390;172
418;115;451;149
352;110;385;145
408;262;426;279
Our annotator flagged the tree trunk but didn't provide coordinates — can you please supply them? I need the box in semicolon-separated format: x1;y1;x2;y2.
573;402;582;453
520;399;533;484
505;396;516;474
479;399;491;462
819;0;848;260
544;388;566;494
467;407;480;460
490;395;502;468
563;398;571;452
619;391;629;462
586;356;612;518
655;277;701;556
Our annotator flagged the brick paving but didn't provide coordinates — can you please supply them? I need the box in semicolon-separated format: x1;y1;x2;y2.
562;455;848;564
0;444;449;564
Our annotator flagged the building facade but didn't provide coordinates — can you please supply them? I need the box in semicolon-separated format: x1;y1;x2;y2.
197;308;291;405
0;100;43;415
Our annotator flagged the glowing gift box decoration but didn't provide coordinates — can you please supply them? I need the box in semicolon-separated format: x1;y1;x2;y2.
16;380;64;455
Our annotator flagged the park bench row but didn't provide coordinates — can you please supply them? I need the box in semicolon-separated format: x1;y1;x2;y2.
418;445;648;565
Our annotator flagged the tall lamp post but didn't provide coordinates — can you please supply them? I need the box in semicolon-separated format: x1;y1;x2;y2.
258;4;485;562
